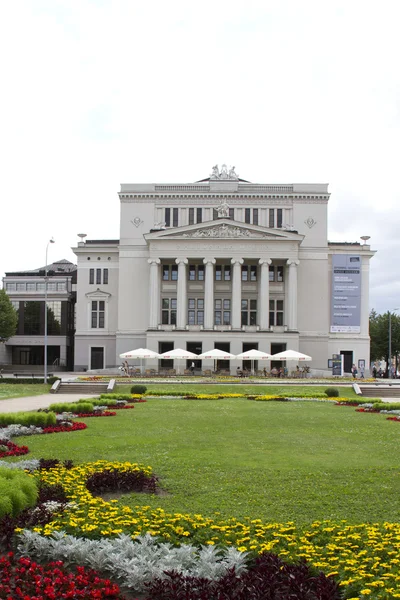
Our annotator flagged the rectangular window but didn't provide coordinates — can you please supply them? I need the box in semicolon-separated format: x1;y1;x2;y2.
242;299;257;326
27;283;36;291
269;299;283;327
96;269;101;285
224;266;231;281
245;208;251;224
196;208;202;223
229;208;234;220
16;283;25;291
269;266;275;282
213;208;218;220
47;282;57;291
189;265;196;281
269;208;275;228
162;265;169;280
277;266;284;282
215;299;230;325
46;300;62;334
250;265;257;281
161;298;177;325
103;269;108;284
171;265;178;281
173;208;178;227
187;298;204;325
215;266;222;281
6;283;16;291
165;208;171;227
89;269;94;284
91;300;105;329
277;208;283;228
241;265;248;281
22;301;41;335
37;283;45;291
253;208;259;225
198;265;204;281
189;208;194;225
57;282;66;291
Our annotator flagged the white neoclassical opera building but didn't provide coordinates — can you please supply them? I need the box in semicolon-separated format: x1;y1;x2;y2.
72;165;375;375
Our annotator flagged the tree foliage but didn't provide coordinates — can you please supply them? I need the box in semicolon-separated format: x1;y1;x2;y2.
0;289;18;342
369;309;400;374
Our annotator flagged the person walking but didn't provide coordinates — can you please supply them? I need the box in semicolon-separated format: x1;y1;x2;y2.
351;364;358;379
360;365;365;379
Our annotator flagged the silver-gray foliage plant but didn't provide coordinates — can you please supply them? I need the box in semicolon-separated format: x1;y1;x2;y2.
0;424;43;441
0;458;41;471
17;531;248;592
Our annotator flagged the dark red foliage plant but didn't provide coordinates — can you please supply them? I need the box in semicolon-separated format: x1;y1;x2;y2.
86;468;159;496
0;552;126;599
144;553;341;600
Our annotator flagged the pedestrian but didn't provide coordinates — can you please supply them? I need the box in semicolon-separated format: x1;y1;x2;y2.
360;365;365;379
190;361;195;374
372;365;377;378
351;364;358;379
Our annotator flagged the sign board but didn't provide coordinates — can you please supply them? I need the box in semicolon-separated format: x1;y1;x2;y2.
332;353;343;376
330;254;361;333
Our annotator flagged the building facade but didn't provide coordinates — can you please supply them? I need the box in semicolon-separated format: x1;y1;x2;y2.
73;166;374;375
2;260;77;370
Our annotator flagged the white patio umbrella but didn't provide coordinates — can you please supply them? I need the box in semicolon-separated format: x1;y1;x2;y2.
158;348;198;375
271;349;312;361
119;348;160;374
271;349;312;376
235;349;273;375
198;348;236;373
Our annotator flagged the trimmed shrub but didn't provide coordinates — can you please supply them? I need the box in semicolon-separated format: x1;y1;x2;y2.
0;468;38;518
325;387;339;397
0;411;56;428
130;384;147;395
48;401;94;414
0;377;59;384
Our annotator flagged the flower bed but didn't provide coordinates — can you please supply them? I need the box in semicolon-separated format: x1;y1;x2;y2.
0;552;125;599
0;439;29;458
42;422;87;434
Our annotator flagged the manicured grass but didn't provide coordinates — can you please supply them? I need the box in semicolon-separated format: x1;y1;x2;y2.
119;382;359;397
0;383;51;401
15;398;400;525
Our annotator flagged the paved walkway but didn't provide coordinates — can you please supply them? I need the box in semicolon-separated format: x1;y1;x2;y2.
0;394;98;413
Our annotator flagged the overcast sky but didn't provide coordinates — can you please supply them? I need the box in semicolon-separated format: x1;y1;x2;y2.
1;0;399;314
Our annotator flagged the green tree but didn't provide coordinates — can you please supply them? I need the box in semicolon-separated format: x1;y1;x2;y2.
0;289;18;342
369;309;400;376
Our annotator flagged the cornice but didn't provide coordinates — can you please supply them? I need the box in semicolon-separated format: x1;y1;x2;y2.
119;194;328;204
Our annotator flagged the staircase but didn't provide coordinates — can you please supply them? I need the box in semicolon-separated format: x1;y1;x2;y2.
359;385;400;398
55;382;110;395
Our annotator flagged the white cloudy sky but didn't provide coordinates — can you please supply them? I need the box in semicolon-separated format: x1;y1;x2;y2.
0;0;399;314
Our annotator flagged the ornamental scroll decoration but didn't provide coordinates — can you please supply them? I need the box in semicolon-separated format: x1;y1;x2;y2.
304;217;317;229
131;217;144;228
183;224;268;239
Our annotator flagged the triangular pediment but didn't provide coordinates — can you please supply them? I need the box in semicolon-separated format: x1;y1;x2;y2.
145;219;304;242
85;289;111;299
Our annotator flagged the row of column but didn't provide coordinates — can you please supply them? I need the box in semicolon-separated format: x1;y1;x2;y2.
148;258;299;331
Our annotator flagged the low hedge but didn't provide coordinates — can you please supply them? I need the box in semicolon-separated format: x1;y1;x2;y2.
0;468;38;518
48;402;94;414
0;412;57;428
99;394;135;402
0;377;59;385
372;401;400;411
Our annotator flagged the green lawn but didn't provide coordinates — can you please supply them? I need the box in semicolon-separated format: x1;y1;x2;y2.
0;383;51;400
15;398;400;525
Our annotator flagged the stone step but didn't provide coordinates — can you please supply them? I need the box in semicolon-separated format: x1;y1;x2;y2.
56;383;109;395
359;386;400;398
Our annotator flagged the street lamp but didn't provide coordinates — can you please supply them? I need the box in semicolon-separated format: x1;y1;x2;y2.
44;238;55;384
388;308;399;379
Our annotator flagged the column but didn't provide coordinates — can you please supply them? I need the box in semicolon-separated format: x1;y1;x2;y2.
203;258;216;329
287;259;299;330
258;259;272;329
148;258;161;329
176;258;188;329
231;258;244;329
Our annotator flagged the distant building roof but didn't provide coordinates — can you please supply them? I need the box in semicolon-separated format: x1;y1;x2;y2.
5;259;77;277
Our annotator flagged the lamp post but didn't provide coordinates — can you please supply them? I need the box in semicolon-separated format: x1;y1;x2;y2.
388;308;399;379
44;238;55;384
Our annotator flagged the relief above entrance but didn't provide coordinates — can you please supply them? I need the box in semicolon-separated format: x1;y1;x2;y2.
183;224;268;239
